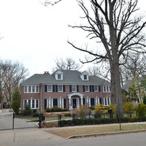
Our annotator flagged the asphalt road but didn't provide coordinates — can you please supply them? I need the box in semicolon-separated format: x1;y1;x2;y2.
0;128;146;146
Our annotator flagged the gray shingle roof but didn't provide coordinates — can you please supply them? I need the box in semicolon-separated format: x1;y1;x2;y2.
21;70;110;86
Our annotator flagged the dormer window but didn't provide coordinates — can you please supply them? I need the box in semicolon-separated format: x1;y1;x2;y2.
57;74;61;80
55;71;63;80
81;71;89;81
84;75;87;80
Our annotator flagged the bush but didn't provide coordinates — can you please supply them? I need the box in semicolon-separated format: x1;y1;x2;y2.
73;106;91;119
123;102;134;118
45;107;68;112
21;106;32;116
136;103;146;119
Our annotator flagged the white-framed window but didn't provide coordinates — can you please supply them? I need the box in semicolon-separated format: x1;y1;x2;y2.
23;99;39;109
85;85;89;92
24;86;27;93
32;86;35;93
28;86;31;92
81;71;89;81
58;85;63;92
24;85;40;93
55;71;63;80
36;85;39;93
72;85;77;92
94;85;98;92
47;85;52;92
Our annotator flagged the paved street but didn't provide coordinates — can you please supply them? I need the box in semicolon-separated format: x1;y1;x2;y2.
0;128;146;146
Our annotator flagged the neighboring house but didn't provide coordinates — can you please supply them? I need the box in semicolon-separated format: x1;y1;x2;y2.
21;70;111;111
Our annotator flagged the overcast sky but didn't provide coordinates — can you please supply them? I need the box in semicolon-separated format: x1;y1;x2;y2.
0;0;145;76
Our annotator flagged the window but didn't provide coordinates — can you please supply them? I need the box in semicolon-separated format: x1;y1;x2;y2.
24;86;27;93
28;86;31;93
58;85;63;92
85;85;89;92
72;85;77;92
28;100;31;107
57;74;61;80
94;85;98;92
36;86;39;93
84;75;87;80
53;98;58;107
24;100;27;108
32;86;35;93
91;98;95;106
47;85;52;92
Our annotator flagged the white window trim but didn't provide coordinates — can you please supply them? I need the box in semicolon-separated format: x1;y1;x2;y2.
85;85;89;92
72;85;77;92
58;85;63;92
47;85;53;92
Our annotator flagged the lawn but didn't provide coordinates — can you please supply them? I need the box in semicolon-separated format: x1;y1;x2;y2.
47;122;146;138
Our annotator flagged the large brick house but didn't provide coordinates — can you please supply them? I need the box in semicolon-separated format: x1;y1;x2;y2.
21;70;111;111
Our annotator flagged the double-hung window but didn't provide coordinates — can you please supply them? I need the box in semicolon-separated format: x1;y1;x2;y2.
58;85;63;92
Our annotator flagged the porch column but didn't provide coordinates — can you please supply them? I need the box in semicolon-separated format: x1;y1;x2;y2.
59;97;62;108
80;95;83;106
97;97;100;105
95;97;98;105
88;97;91;107
62;98;64;109
68;96;72;110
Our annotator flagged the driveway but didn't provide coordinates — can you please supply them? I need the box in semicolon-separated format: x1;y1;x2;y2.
0;111;37;130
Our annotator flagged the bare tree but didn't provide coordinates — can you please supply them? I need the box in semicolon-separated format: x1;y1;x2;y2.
122;53;146;81
54;58;81;70
0;60;28;107
67;0;146;117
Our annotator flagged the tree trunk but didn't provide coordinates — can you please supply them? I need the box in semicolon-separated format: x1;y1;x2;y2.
110;59;123;118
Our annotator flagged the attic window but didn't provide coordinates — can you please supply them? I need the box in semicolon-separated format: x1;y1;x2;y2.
55;71;63;80
84;75;87;80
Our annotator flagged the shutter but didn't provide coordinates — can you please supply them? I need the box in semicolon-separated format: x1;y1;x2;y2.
83;85;85;92
63;85;65;92
44;85;47;92
69;85;72;92
56;85;58;92
98;85;101;92
89;85;92;92
53;85;55;92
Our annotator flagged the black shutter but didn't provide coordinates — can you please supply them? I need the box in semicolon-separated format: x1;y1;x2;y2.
89;85;92;92
44;85;47;92
98;85;101;92
77;85;79;92
56;85;58;92
92;85;94;92
83;85;85;92
53;85;55;92
63;85;65;92
69;85;72;92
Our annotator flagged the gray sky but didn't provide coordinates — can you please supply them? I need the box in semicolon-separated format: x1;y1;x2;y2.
0;0;145;76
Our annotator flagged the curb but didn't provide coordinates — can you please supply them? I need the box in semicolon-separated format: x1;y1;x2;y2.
68;129;146;139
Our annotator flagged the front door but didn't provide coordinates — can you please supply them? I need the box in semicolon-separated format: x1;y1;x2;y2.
72;98;77;108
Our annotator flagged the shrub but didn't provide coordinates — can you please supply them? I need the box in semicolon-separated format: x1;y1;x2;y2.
45;107;68;112
123;102;134;118
21;106;32;116
136;103;146;119
74;106;91;119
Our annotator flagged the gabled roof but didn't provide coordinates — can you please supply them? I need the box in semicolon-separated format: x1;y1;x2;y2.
21;70;110;86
